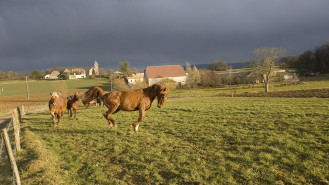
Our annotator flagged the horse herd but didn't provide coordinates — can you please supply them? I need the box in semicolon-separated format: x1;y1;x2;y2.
48;84;169;132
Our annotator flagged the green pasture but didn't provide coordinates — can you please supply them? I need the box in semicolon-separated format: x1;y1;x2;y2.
1;77;329;98
2;95;328;184
0;78;111;97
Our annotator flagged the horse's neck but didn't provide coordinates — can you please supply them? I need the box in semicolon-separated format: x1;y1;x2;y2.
72;96;79;102
144;88;158;101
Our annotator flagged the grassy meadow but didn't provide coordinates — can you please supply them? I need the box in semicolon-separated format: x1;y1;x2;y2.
8;94;329;184
1;78;329;184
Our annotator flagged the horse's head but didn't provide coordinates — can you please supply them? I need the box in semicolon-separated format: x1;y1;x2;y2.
49;92;60;107
155;85;169;108
73;92;80;100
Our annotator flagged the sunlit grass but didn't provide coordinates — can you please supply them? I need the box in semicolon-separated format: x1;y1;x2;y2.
16;95;329;184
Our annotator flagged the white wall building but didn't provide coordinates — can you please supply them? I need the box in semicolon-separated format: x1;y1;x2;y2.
127;73;144;86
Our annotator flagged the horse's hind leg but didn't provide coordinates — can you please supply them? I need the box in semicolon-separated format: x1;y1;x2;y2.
74;109;77;118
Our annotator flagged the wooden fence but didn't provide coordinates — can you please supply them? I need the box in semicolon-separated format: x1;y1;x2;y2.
1;105;48;185
0;108;22;185
0;104;48;185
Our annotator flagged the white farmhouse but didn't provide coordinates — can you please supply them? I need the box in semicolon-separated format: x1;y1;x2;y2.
44;71;60;79
127;73;144;86
144;65;187;86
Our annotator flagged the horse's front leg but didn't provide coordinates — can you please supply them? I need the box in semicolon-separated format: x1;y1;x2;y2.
50;111;56;126
69;108;73;117
131;108;145;132
103;105;119;129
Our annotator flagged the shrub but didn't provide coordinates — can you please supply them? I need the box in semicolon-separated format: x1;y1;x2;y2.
159;78;177;90
131;81;148;90
113;79;130;91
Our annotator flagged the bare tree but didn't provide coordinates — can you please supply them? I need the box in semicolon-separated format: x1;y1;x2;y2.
250;47;286;92
185;62;201;88
119;61;131;77
208;60;228;71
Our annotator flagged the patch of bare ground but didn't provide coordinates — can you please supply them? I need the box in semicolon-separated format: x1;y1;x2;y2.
0;93;49;111
235;88;329;98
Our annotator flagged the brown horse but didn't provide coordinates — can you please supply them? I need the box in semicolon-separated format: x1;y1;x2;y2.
49;92;67;126
102;84;169;132
80;86;106;107
67;92;80;118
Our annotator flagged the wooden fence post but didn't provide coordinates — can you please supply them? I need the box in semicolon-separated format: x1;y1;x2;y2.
21;106;25;116
16;107;22;124
12;110;21;152
2;128;21;185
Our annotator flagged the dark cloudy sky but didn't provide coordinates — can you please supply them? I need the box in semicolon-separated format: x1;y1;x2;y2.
1;0;329;72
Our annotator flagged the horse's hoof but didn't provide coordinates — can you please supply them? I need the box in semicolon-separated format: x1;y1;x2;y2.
133;125;139;132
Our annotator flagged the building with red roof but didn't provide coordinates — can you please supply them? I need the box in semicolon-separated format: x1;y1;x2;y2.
144;65;187;86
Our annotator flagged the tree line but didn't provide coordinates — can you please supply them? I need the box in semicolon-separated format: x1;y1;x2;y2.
281;40;329;75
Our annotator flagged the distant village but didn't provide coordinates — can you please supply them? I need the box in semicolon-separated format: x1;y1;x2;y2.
43;60;298;88
43;61;189;87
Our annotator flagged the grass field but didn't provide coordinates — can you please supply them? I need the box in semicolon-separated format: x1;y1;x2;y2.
2;95;327;184
1;78;329;184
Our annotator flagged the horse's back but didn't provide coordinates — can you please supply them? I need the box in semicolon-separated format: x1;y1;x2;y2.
103;91;144;110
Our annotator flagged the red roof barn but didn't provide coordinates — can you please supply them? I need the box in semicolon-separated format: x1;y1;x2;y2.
144;65;187;86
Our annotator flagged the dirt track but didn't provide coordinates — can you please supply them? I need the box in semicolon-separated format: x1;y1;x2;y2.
234;88;329;98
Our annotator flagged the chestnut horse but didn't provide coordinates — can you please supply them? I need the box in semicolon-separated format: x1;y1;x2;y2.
67;92;80;118
49;92;67;126
80;86;106;107
102;84;169;132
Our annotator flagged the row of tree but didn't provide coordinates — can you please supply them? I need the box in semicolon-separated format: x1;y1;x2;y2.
0;71;30;81
281;40;329;75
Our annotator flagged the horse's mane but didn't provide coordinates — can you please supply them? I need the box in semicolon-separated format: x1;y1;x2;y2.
81;86;106;105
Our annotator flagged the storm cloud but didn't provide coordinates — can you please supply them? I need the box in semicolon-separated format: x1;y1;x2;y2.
1;0;329;72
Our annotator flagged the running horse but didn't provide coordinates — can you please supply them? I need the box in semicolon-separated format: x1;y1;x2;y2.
49;92;67;126
102;84;169;132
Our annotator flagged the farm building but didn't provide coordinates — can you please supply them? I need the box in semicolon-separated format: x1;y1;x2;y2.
62;68;86;79
144;65;187;86
44;71;60;79
127;73;144;86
